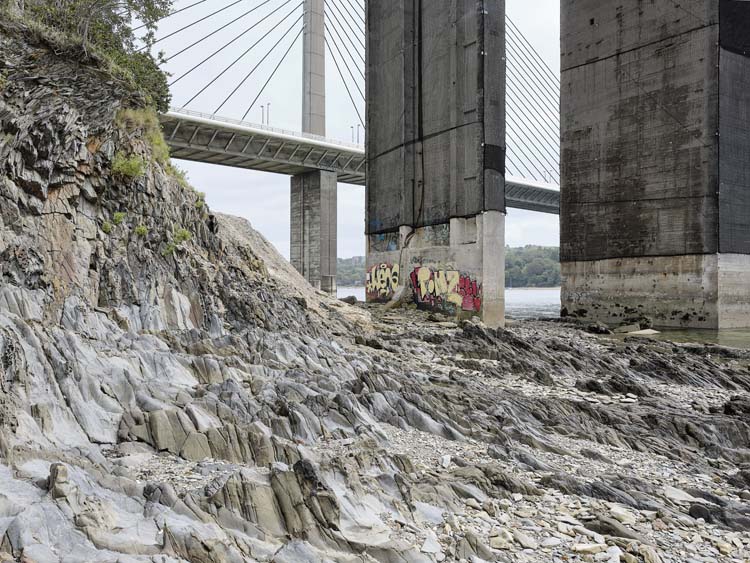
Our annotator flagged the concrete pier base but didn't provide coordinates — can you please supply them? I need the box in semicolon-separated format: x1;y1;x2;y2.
366;212;506;327
290;170;337;293
562;254;750;330
561;1;750;330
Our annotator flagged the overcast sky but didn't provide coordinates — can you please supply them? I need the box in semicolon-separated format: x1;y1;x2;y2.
150;0;561;259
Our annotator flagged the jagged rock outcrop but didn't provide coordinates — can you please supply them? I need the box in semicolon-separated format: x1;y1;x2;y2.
1;16;750;563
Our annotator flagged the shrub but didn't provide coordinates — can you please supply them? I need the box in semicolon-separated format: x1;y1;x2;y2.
135;224;148;237
174;228;191;244
162;242;176;256
21;0;172;112
195;200;204;210
112;152;145;179
113;212;126;225
102;221;112;235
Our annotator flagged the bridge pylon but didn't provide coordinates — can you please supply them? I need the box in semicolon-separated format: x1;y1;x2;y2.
291;0;338;293
365;0;507;327
561;0;750;329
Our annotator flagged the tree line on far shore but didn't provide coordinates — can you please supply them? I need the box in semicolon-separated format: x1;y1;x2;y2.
339;246;561;288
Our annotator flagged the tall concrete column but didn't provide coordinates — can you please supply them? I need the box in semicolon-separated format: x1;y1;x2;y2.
560;0;750;329
302;0;326;136
291;171;337;293
365;0;506;326
290;0;337;293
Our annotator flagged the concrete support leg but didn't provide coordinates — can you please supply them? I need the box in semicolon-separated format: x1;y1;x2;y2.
290;170;337;293
366;212;505;327
480;211;506;328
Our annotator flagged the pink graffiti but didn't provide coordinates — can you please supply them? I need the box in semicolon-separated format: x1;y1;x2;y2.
410;267;482;313
458;275;482;312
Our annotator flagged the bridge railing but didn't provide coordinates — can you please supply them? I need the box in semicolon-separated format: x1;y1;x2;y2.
169;107;365;151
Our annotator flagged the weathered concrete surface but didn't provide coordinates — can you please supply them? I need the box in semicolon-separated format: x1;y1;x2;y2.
719;44;750;254
365;0;506;325
562;254;750;329
366;212;505;327
290;170;337;293
366;0;506;234
560;0;750;329
302;0;325;136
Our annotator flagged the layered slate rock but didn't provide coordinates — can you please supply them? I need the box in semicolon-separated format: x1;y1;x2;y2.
0;15;749;563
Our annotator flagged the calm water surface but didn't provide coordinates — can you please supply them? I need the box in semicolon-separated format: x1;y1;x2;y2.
336;286;750;349
336;287;561;319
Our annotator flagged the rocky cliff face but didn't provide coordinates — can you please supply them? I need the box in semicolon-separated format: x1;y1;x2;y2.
1;18;750;563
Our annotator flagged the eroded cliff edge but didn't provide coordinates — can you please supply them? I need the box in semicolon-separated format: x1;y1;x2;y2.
1;17;750;563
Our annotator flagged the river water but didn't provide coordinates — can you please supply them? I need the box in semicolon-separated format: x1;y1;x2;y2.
336;286;750;348
337;286;561;319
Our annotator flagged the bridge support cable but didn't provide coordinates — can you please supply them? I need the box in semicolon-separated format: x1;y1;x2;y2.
324;23;365;101
506;142;544;182
505;79;560;164
164;0;274;63
323;13;364;79
341;0;365;25
505;100;559;182
506;77;560;157
169;0;299;87
139;0;247;51
506;17;560;86
506;55;560;133
134;0;210;32
506;120;555;182
325;0;365;54
242;26;305;119
324;37;364;127
179;3;301;107
325;13;365;75
506;35;560;115
502;19;561;183
214;13;305;114
505;149;534;180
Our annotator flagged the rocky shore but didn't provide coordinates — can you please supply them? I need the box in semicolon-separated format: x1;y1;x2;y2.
1;16;750;563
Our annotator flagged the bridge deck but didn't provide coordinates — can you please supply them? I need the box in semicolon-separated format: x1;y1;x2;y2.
161;109;560;215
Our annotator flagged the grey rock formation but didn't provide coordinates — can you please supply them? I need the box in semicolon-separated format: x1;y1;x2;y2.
0;16;749;563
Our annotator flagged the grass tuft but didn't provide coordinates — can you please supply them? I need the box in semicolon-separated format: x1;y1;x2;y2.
116;108;170;164
174;228;192;244
112;152;146;179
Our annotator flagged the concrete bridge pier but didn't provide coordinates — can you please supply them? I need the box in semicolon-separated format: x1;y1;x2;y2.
290;0;337;293
291;170;337;293
561;0;750;329
366;0;506;326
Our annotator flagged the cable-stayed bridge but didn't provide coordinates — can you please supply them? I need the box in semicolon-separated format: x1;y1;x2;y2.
140;1;750;329
146;0;560;191
160;108;560;215
143;0;561;291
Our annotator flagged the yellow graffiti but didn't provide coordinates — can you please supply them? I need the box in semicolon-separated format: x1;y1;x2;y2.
366;263;400;299
414;267;463;306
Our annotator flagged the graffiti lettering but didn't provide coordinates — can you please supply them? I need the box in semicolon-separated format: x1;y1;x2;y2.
366;263;400;301
410;267;482;313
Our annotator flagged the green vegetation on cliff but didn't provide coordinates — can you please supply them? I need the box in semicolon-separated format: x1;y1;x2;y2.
337;246;561;288
2;0;172;111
